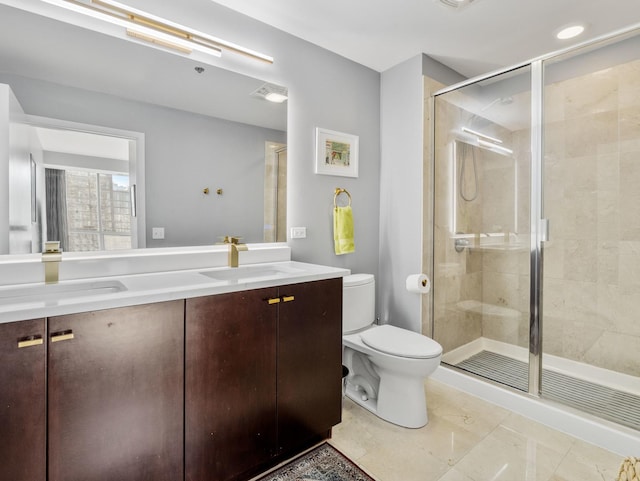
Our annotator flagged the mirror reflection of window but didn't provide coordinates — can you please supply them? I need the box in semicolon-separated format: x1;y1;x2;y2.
46;169;132;252
21;118;142;254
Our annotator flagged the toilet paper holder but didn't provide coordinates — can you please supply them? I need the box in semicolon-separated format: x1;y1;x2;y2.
406;274;431;294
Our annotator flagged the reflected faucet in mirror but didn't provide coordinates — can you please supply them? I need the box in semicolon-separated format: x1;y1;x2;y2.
223;236;248;268
42;241;62;284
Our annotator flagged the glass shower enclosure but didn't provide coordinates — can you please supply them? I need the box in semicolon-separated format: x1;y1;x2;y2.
431;25;640;430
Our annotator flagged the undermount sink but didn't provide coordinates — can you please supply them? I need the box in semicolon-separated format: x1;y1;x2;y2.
199;263;305;283
0;280;127;306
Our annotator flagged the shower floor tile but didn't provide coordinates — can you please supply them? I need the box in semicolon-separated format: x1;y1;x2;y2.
454;350;640;431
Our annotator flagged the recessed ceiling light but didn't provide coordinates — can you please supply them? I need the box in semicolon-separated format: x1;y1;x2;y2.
264;92;288;103
250;83;288;103
556;24;585;40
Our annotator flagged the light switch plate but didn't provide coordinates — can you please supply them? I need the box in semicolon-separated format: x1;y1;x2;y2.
152;227;165;239
290;227;307;239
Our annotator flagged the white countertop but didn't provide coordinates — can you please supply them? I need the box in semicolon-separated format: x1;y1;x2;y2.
0;261;350;324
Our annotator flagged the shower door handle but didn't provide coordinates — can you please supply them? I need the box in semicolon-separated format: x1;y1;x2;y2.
539;218;549;242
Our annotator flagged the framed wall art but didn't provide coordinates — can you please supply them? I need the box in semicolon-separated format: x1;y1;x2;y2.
315;127;359;178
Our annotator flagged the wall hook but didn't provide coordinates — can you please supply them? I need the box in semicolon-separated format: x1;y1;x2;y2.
203;187;210;195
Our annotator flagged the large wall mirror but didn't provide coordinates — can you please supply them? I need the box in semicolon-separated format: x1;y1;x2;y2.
0;3;287;255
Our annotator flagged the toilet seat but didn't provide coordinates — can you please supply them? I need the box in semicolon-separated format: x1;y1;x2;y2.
360;325;442;359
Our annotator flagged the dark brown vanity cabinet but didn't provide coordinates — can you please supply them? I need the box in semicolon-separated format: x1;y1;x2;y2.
0;276;342;481
186;287;279;481
47;300;185;481
185;278;343;481
0;318;46;481
277;278;343;454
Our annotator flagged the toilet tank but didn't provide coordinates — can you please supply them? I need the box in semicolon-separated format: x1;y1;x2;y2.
343;274;375;333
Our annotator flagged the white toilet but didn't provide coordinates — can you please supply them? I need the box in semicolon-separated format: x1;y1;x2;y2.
342;274;442;428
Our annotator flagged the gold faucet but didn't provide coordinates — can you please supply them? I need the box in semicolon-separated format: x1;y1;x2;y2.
42;241;63;284
223;236;248;268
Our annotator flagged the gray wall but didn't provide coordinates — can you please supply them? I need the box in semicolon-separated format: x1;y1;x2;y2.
0;85;9;253
1;74;286;246
379;54;464;331
126;0;382;280
379;56;425;331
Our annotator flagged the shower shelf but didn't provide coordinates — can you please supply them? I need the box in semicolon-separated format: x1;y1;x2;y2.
455;300;521;319
466;243;527;252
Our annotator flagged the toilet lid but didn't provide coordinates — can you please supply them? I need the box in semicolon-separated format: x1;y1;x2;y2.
343;273;374;287
360;325;442;359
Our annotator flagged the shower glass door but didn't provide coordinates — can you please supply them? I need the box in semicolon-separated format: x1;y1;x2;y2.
432;65;533;392
540;32;640;429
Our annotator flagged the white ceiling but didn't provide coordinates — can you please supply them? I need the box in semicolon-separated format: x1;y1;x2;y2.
210;0;640;77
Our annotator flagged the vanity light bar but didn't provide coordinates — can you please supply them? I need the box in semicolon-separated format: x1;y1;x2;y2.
45;0;273;63
126;28;193;55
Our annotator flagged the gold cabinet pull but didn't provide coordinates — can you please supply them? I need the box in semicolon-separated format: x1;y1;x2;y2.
281;296;295;303
51;330;74;343
18;335;44;349
266;297;281;305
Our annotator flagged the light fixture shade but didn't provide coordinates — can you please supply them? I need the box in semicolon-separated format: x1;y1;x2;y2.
126;27;221;57
38;0;272;63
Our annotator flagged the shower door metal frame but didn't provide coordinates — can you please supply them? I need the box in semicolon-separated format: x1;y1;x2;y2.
528;60;544;396
429;63;544;398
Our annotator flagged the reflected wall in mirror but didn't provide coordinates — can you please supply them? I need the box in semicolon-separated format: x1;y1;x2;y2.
0;3;287;255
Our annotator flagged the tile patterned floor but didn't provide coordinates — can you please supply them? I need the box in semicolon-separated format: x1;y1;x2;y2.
330;379;624;481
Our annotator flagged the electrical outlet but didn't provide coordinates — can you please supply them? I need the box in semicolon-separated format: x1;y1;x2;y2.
290;227;307;239
152;227;165;240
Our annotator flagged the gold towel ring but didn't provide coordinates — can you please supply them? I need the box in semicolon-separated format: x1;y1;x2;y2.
334;187;352;208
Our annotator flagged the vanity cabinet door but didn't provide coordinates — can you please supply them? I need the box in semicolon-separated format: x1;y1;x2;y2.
185;288;278;481
0;318;46;481
277;278;343;454
47;301;184;481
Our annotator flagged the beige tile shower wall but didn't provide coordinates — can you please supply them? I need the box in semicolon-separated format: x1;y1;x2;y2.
430;85;483;353
542;59;640;377
480;122;531;349
422;77;442;339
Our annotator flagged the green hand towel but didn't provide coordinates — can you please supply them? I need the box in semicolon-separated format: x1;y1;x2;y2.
334;205;355;255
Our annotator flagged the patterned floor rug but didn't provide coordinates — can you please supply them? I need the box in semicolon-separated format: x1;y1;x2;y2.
255;443;375;481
